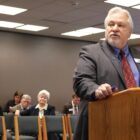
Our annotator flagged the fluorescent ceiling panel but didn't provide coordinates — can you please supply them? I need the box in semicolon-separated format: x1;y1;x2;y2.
61;27;105;37
101;34;140;40
132;5;140;9
104;0;140;7
0;21;24;28
134;58;140;63
129;34;140;39
0;5;27;15
16;24;49;31
100;38;105;40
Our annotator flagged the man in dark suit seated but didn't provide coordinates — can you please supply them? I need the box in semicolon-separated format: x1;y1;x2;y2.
62;94;80;115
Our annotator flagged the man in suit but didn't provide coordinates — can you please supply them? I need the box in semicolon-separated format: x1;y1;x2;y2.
62;94;80;114
73;7;140;140
9;94;31;113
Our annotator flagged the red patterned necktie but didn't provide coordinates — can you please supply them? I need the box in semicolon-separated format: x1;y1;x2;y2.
120;50;136;88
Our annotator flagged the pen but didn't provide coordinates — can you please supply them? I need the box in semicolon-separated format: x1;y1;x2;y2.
111;85;118;92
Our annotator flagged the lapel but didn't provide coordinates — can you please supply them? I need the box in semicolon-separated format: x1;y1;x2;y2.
100;41;126;88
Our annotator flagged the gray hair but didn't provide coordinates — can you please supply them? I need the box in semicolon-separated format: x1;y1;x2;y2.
104;7;134;32
38;89;50;100
22;94;31;101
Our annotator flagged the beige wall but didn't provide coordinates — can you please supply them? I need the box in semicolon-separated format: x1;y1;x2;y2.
0;31;93;112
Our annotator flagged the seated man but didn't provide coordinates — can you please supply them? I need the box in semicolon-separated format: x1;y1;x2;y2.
9;94;31;113
63;94;80;115
6;94;31;140
15;89;55;117
15;89;57;140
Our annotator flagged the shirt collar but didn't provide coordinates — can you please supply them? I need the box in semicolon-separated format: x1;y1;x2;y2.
72;100;79;107
113;44;129;59
72;100;74;107
20;104;30;110
35;104;48;110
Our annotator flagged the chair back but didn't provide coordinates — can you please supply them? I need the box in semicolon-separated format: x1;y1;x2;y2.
42;115;67;140
14;116;42;140
67;114;79;140
0;116;7;140
4;113;14;131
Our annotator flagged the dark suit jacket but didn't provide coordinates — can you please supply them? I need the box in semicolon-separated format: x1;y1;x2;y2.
4;100;16;112
73;41;140;140
20;104;55;116
0;106;3;116
62;102;73;114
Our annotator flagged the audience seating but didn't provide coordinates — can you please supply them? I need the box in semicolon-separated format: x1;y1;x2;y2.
4;113;14;131
13;116;42;140
1;113;79;140
42;115;67;140
0;116;7;140
63;114;69;138
3;113;15;140
66;114;79;140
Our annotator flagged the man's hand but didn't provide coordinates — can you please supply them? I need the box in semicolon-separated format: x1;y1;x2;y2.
95;83;113;99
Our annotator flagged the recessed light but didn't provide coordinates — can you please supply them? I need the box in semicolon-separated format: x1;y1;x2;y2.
0;5;27;15
104;0;140;7
129;34;140;39
16;24;49;31
132;4;140;9
0;21;24;28
61;27;105;37
101;34;140;40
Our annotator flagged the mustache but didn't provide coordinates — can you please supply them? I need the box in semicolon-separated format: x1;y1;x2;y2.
110;32;119;37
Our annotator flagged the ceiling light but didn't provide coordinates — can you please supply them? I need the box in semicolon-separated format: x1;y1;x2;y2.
104;0;140;7
0;5;27;15
134;58;140;63
16;24;49;31
61;27;105;37
0;21;24;28
129;34;140;39
100;34;140;40
132;5;140;9
100;38;105;40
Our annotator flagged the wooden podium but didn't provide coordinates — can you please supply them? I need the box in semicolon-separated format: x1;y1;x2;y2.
88;88;140;140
